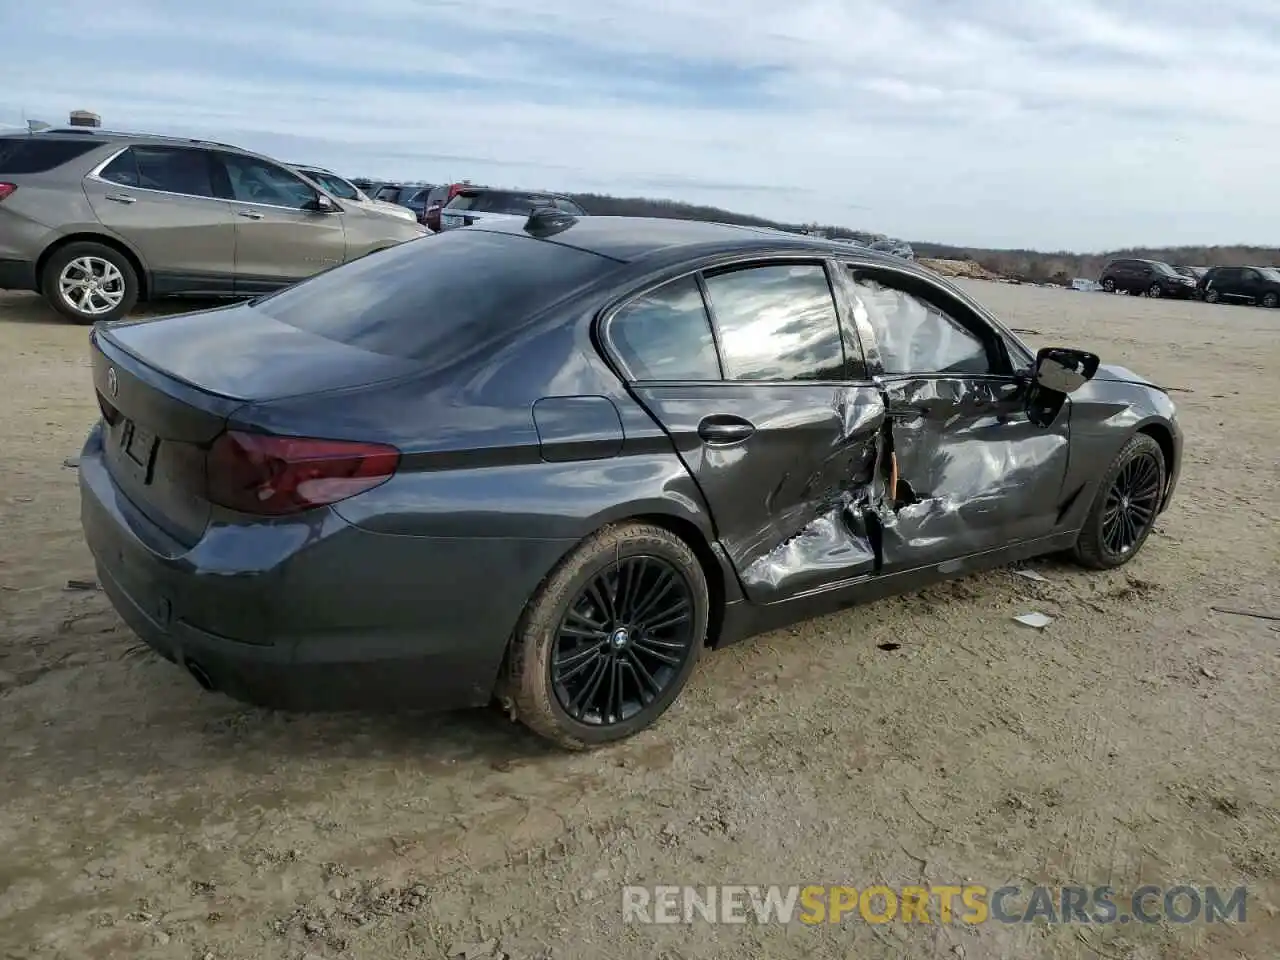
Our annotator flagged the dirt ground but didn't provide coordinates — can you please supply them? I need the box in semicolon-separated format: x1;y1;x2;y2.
0;283;1276;960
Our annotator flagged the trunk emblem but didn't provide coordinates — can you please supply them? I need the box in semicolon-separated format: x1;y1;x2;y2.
106;366;118;397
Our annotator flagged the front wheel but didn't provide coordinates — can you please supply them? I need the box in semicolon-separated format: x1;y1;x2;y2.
503;522;709;749
1147;283;1162;298
1261;292;1278;308
40;241;139;324
1072;433;1166;570
1204;288;1221;304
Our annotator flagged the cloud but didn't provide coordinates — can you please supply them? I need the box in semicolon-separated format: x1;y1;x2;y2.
3;0;1279;249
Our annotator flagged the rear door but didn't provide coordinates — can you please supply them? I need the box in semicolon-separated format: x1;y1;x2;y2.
83;145;238;294
604;260;886;603
1207;267;1244;301
210;151;347;293
842;264;1071;571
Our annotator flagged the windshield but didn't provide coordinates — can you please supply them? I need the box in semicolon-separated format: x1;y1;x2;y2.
303;170;359;200
1258;267;1280;282
1152;262;1179;276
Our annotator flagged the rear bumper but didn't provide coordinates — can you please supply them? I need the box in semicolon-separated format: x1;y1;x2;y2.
79;423;575;712
0;257;37;292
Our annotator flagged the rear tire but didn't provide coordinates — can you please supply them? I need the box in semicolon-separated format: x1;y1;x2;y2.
503;523;709;750
1101;278;1116;293
41;241;139;325
1072;433;1166;570
1204;288;1221;304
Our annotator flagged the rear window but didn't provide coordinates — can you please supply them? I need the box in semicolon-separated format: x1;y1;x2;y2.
446;190;547;215
253;229;617;364
0;136;100;174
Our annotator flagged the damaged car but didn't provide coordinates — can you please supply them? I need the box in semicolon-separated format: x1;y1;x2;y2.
79;213;1182;749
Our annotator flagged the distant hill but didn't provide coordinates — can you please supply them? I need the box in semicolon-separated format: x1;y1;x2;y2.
565;192;1280;285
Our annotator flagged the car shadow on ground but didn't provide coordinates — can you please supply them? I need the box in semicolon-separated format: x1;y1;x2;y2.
0;293;237;325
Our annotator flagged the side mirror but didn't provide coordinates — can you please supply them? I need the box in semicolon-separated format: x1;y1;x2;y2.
305;194;339;214
1026;347;1099;428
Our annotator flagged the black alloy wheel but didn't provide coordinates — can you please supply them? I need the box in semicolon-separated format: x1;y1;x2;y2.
1262;292;1278;308
551;556;696;726
503;522;709;748
1102;278;1116;292
1204;288;1221;304
1073;433;1166;569
1148;283;1162;298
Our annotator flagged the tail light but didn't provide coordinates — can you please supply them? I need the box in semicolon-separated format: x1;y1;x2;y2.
0;183;16;202
207;430;400;516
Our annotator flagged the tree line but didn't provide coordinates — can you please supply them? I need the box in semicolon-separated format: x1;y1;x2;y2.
565;192;1280;285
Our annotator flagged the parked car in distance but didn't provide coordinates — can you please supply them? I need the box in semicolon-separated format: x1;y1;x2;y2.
1197;265;1280;307
1098;258;1197;298
0;130;428;323
79;214;1182;748
290;165;418;222
438;186;587;231
421;182;470;231
367;182;433;220
1171;264;1207;280
868;238;915;260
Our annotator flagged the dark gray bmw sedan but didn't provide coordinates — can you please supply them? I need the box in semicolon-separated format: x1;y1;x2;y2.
80;212;1182;748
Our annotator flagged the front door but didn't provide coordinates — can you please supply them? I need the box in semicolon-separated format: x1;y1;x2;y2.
84;145;237;295
603;262;886;604
841;264;1071;572
211;152;347;294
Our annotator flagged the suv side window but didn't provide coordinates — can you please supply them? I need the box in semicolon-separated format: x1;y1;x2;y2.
0;137;100;174
101;146;216;197
608;275;720;381
702;263;846;382
848;272;993;376
218;153;317;209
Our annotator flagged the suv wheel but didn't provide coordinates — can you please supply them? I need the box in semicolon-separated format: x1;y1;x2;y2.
1101;278;1116;293
1262;292;1278;308
1147;283;1162;298
41;242;139;325
1204;289;1221;304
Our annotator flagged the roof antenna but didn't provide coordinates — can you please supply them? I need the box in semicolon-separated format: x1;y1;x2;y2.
524;202;577;237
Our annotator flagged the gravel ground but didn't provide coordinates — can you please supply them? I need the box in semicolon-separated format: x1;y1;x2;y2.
0;283;1276;960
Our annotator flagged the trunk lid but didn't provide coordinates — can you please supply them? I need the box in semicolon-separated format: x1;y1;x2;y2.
90;305;422;546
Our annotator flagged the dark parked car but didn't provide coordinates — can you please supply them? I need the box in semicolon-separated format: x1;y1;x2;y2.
1197;265;1280;306
79;214;1182;748
1098;259;1198;298
367;182;433;219
421;181;469;231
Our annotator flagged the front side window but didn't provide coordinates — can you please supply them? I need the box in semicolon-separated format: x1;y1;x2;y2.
608;275;720;381
219;154;316;209
702;263;846;382
848;273;992;376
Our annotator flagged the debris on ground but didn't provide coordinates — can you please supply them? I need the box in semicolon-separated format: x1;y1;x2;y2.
1210;605;1280;622
64;579;100;591
1013;569;1050;583
1013;612;1054;629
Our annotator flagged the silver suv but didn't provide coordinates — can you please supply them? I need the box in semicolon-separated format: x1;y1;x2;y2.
438;186;586;231
0;130;428;323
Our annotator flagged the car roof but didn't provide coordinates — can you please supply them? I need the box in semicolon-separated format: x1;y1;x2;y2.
469;215;910;265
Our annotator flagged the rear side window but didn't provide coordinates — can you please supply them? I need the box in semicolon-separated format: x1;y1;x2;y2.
608;275;720;381
102;146;216;197
0;137;100;174
254;229;617;363
702;263;846;382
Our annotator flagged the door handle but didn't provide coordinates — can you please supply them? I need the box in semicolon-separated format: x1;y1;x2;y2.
697;415;755;445
104;194;136;204
237;210;265;220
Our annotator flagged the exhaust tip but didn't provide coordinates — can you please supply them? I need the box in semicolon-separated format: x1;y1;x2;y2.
186;661;215;692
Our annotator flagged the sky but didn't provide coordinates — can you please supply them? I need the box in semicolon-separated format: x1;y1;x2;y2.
2;0;1278;251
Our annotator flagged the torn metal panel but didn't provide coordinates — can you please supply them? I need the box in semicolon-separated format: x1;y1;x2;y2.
736;387;885;602
876;377;1071;571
